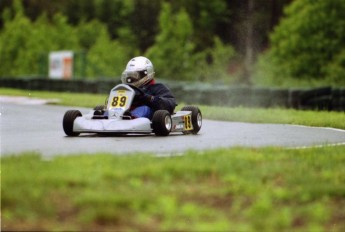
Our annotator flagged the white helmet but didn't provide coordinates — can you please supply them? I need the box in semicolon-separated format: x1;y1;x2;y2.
121;56;155;87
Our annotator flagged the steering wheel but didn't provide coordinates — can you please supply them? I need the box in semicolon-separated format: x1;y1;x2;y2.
128;84;144;96
127;84;147;106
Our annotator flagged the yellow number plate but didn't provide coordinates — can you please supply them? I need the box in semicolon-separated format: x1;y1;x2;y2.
111;96;128;107
184;115;193;130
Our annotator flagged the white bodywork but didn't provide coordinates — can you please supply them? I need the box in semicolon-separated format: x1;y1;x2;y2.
72;84;192;134
73;116;152;134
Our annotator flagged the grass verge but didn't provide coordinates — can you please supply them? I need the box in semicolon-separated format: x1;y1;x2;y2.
1;87;345;129
2;146;345;231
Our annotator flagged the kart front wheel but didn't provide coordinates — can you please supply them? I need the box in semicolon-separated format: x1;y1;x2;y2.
181;105;202;134
152;110;172;136
63;110;82;136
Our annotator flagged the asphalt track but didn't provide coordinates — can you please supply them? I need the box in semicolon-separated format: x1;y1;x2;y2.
1;102;345;157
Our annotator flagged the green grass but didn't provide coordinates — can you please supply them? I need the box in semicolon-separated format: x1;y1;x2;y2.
201;105;345;129
1;87;345;129
2;146;345;231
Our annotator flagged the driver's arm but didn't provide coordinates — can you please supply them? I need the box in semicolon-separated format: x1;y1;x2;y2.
142;84;177;114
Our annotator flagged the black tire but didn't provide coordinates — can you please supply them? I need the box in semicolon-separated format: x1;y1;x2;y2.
152;110;172;136
181;105;202;134
63;110;82;136
93;105;105;110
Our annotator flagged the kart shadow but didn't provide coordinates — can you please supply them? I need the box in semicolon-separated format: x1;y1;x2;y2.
78;133;152;138
66;133;192;138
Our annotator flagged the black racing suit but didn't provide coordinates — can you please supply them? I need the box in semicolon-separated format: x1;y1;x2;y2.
132;82;177;114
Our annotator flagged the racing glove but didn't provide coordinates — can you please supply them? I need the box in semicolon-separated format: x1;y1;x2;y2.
130;85;155;105
137;93;155;104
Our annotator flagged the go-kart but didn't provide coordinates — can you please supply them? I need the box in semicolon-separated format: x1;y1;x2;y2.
62;84;202;136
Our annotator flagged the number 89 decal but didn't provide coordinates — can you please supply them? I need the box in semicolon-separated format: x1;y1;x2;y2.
112;96;127;107
184;115;193;130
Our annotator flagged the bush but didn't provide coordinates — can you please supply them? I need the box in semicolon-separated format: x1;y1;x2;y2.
254;0;345;86
0;6;79;77
0;0;131;79
325;49;345;86
0;0;235;82
146;2;235;83
196;37;235;84
85;29;131;79
145;3;196;80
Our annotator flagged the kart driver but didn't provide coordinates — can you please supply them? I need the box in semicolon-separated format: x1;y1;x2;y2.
121;56;177;119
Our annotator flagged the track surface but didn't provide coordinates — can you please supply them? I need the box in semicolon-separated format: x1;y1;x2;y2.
1;102;345;157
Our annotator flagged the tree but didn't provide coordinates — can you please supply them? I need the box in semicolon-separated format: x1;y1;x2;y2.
195;37;235;83
0;1;79;77
325;49;345;86
0;0;32;76
168;0;229;50
266;0;345;82
16;13;80;77
0;0;293;82
0;0;130;78
85;26;131;78
145;2;196;80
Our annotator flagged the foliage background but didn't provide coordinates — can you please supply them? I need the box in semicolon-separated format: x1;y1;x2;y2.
0;0;344;86
254;0;345;87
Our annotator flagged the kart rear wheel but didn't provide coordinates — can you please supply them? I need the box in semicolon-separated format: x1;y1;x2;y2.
152;110;172;136
63;110;82;136
181;105;202;134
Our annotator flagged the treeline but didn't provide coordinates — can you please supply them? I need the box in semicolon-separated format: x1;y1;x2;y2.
0;0;290;83
0;0;344;87
0;0;290;54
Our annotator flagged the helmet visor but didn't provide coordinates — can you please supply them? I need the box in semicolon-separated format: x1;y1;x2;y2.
121;70;147;84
